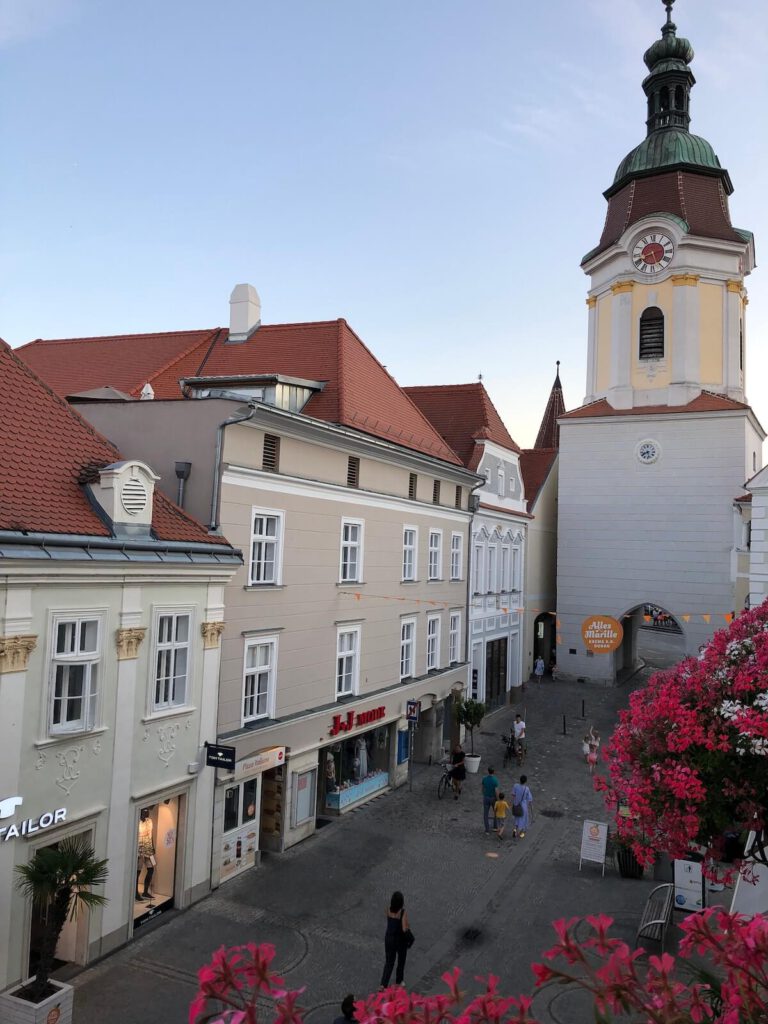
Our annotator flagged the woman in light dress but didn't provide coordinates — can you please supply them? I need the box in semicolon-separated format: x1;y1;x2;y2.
510;774;533;839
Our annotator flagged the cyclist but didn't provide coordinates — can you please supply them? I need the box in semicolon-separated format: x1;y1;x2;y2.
449;743;466;800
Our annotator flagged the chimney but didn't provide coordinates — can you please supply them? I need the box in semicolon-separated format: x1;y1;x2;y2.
229;283;261;343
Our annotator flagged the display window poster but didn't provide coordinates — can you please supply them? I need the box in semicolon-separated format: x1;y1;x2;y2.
673;858;705;912
220;825;258;882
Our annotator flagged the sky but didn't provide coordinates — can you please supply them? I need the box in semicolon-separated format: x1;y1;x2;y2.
1;0;766;448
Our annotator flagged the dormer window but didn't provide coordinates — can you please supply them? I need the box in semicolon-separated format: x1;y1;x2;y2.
88;461;159;536
639;307;665;360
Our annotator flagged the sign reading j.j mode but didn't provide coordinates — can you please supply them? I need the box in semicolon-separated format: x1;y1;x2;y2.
0;796;67;841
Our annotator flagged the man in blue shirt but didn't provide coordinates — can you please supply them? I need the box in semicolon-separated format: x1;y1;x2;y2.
481;766;500;834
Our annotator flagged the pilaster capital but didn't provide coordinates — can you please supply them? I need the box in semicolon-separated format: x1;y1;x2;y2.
610;281;634;295
0;634;37;673
671;274;700;287
586;296;597;308
116;626;147;661
726;279;743;294
201;621;226;650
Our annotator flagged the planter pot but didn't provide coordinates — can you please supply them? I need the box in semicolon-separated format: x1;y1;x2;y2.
0;978;74;1024
617;846;645;880
464;754;481;774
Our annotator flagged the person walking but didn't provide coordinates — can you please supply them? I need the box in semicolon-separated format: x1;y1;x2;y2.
380;891;410;989
511;775;533;838
333;995;357;1024
534;656;545;683
493;792;511;840
587;728;600;775
481;766;500;835
449;743;466;799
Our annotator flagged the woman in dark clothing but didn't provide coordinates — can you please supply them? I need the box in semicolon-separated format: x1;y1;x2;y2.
450;744;466;799
380;890;409;988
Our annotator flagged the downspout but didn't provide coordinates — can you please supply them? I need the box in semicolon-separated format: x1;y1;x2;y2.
210;404;257;530
464;478;485;699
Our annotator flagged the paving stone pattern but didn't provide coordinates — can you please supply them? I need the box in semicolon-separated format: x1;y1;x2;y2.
73;671;672;1024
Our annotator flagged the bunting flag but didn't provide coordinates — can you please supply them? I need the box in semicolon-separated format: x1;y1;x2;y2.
556;634;563;645
724;612;734;623
702;614;711;623
643;614;652;623
556;619;561;629
682;614;691;623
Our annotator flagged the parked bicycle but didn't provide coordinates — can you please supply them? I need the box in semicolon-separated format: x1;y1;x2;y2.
437;760;454;799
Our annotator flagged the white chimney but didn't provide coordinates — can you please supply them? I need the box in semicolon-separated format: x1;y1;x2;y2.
229;283;261;343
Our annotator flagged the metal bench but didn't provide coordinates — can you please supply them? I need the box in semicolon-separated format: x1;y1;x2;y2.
635;883;674;951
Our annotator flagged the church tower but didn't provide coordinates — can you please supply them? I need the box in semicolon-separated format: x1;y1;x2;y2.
555;0;765;682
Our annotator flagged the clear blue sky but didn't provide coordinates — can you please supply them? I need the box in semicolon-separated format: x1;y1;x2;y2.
1;0;766;448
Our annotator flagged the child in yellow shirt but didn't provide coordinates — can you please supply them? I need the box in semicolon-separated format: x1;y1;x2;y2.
494;793;511;840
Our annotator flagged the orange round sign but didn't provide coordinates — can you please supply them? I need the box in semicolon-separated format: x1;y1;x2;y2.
581;615;623;654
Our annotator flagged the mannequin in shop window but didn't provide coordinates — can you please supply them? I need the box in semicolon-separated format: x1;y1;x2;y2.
325;752;338;794
355;735;368;779
136;807;156;902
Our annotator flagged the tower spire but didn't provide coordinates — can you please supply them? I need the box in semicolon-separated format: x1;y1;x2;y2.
534;362;565;450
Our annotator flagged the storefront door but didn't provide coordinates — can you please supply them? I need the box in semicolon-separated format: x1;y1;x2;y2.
220;778;260;883
485;637;508;708
133;797;179;928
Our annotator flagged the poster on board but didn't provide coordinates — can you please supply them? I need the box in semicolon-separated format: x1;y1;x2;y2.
579;820;608;876
731;832;768;917
673;858;705;913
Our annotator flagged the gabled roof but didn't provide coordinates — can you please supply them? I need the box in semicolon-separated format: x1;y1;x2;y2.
519;449;558;514
403;382;520;470
19;321;460;466
0;339;228;544
533;363;565;450
560;392;751;420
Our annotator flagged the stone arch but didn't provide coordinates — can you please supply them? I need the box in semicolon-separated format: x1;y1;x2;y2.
615;602;686;679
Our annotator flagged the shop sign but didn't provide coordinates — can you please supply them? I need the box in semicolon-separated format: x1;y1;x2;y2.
205;742;237;770
220;825;258;883
0;796;67;842
581;616;623;654
406;700;421;723
235;746;285;781
329;706;386;736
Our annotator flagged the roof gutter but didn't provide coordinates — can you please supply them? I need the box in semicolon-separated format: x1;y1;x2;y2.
210;403;258;530
0;531;238;557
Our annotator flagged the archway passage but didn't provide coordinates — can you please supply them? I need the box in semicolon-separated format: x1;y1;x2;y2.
533;612;555;667
617;603;686;680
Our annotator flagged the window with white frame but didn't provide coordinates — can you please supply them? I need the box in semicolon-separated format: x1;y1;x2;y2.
473;542;483;594
487;545;497;593
449;611;461;664
249;509;283;585
340;519;364;583
512;547;521;591
243;637;277;723
426;614;441;671
450;532;463;581
152;611;191;711
400;618;416;679
402;527;417;582
428;529;442;580
336;626;360;697
292;769;317;826
497;469;505;497
49;615;101;734
500;546;510;593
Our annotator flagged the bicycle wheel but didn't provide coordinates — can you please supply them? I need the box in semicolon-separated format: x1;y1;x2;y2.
437;773;450;800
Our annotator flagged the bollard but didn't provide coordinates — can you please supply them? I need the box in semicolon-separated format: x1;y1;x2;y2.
562;714;567;736
581;699;586;720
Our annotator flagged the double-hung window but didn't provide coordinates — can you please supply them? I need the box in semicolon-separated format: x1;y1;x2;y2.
487;545;497;593
336;627;360;697
449;612;461;664
50;615;101;734
450;532;463;581
426;614;441;671
402;527;417;582
153;611;191;711
500;547;510;593
243;637;277;723
428;529;442;581
473;542;483;594
400;618;416;680
340;519;364;583
497;469;505;497
249;509;283;585
512;547;521;592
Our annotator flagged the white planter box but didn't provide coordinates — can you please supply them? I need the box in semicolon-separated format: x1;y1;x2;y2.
465;754;481;774
0;979;74;1024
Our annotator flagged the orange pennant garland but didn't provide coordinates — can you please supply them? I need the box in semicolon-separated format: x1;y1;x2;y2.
702;614;711;623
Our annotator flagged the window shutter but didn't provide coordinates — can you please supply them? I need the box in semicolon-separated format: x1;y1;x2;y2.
639;307;664;360
263;434;280;472
432;480;441;505
455;485;462;509
347;456;360;488
408;473;417;500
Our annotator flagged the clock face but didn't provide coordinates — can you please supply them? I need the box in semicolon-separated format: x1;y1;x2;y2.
632;233;674;274
636;439;661;465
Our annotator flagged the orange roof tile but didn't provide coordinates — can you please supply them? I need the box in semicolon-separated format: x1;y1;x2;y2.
519;448;557;514
0;339;228;544
404;383;520;468
560;392;751;420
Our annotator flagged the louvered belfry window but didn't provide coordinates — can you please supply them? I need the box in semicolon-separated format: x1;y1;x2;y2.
454;485;462;509
432;480;441;505
408;473;417;500
262;433;280;472
639;306;665;360
347;456;360;488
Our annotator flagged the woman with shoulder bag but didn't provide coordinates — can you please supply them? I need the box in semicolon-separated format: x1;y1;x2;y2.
380;890;412;988
511;774;534;839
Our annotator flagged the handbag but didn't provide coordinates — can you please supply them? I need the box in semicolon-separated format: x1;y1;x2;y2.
512;803;523;817
403;928;415;949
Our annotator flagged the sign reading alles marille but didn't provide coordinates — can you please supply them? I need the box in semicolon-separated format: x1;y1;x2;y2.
581;616;624;654
0;796;67;842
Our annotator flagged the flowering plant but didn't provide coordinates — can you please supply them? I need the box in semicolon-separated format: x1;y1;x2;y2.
596;600;768;878
190;910;768;1024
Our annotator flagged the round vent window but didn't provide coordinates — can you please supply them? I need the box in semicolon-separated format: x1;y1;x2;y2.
121;478;148;516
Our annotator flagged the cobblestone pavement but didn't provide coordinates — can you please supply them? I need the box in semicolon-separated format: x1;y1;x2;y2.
73;656;680;1024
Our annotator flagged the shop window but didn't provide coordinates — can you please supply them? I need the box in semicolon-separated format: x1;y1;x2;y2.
336;626;360;697
449;611;461;664
397;729;410;764
49;614;101;735
339;519;364;583
428;529;442;580
220;780;259;883
323;728;390;811
133;799;179;925
426;614;441;671
249;509;284;585
292;769;317;826
243;637;277;723
402;526;417;581
152;611;191;712
450;532;463;580
400;618;416;680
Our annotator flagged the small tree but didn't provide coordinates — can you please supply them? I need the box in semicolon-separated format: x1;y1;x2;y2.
454;698;486;755
15;835;108;1002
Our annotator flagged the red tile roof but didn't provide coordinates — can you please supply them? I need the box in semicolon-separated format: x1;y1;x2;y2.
519;449;557;513
560;392;751;420
403;383;520;469
0;339;228;544
734;493;752;503
19;321;460;466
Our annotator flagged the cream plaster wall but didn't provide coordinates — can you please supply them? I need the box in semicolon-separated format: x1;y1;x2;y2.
595;295;612;393
699;282;725;387
523;458;558;677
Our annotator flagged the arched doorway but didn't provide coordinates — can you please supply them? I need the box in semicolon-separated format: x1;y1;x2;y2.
617;603;686;679
533;612;555;668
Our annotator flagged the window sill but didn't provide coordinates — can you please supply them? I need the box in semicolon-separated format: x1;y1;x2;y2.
243;584;286;591
35;725;109;749
400;579;420;585
449;577;463;583
427;578;445;583
142;706;197;724
337;581;365;587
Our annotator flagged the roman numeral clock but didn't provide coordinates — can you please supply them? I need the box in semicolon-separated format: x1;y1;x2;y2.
632;233;674;274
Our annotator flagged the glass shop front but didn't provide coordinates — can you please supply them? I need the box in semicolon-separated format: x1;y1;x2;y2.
321;715;391;813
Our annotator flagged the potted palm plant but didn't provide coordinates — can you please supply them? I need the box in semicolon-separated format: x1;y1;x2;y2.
454;698;486;773
0;835;108;1024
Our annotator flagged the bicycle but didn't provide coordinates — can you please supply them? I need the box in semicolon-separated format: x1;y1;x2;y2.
437;761;454;799
501;733;526;768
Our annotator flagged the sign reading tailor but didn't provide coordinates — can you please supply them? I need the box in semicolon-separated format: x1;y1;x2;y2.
330;706;386;736
0;796;67;842
581;615;624;654
205;742;237;770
